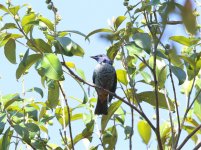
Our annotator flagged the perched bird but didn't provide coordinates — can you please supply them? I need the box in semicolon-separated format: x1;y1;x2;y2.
91;54;117;115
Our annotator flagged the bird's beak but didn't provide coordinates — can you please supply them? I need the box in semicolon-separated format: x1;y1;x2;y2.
90;56;96;59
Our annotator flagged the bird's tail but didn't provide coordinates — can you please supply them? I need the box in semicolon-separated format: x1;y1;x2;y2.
95;98;108;115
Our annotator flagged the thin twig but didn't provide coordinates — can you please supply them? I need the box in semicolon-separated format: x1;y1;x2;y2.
62;63;156;132
58;82;74;150
164;89;175;149
193;141;201;150
177;124;201;150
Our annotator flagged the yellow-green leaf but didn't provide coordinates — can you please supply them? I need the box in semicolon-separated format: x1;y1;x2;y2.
137;120;151;145
116;69;128;86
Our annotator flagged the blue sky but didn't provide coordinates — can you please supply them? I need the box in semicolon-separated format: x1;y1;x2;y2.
0;0;200;149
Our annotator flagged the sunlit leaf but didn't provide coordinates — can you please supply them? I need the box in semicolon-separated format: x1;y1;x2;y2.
116;69;128;86
55;106;70;127
169;36;199;46
101;100;122;131
86;28;113;40
126;42;144;57
39;53;64;81
114;16;126;30
138;120;151;144
1;93;22;110
38;16;54;31
183;125;198;143
21;12;36;34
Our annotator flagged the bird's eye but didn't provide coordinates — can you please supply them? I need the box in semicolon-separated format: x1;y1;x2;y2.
99;54;103;57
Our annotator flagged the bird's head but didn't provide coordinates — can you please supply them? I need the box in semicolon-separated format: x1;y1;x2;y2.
90;54;113;65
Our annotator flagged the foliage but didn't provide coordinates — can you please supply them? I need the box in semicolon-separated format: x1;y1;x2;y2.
0;0;201;149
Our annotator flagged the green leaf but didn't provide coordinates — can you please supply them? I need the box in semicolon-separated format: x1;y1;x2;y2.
21;12;36;34
160;122;171;144
14;124;31;144
149;57;167;88
140;71;152;83
63;30;88;39
76;68;86;81
136;91;175;111
1;23;17;31
124;126;133;140
133;33;151;54
27;38;52;53
39;53;64;81
4;38;16;64
107;42;121;61
27;87;44;98
16;54;42;79
169;36;199;46
116;69;128;86
181;0;197;35
137;120;151;145
38;16;54;31
101;100;122;131
102;126;117;150
126;42;144;57
56;37;84;57
1;93;22;110
47;81;59;109
0;113;7;134
0;4;9;13
114;16;126;30
194;90;201;121
55;106;70;127
86;28;113;40
2;127;13;150
70;120;94;148
9;5;20;15
170;65;186;85
71;113;83;121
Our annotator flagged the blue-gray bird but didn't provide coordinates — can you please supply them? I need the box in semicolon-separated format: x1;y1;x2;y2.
91;54;117;115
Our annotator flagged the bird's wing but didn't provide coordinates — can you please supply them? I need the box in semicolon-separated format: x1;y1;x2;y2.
92;71;96;84
109;71;117;102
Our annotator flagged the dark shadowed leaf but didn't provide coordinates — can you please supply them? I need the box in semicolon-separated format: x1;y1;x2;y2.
14;124;31;144
47;81;59;109
137;120;151;145
136;91;175;111
124;126;133;140
170;65;186;85
16;54;42;79
101;100;122;131
56;37;84;57
27;38;52;53
27;87;44;98
133;33;151;54
1;127;13;150
0;23;17;31
0;4;9;13
0;113;6;134
70;120;94;148
4;38;16;64
102;126;117;150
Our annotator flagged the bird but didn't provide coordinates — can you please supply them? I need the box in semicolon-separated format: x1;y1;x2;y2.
91;54;117;115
